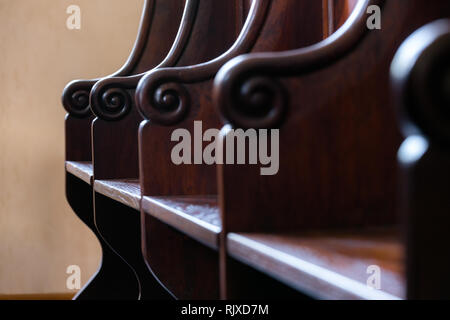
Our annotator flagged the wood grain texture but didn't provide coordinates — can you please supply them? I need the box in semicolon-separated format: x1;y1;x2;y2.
137;0;248;300
65;161;93;185
142;196;220;249
214;0;450;300
62;0;183;117
138;0;324;197
138;0;325;300
323;0;360;39
142;215;220;299
224;256;311;299
227;230;405;300
87;1;188;299
91;0;186;180
94;180;141;210
65;115;94;162
332;0;359;33
138;0;248;195
60;0;450;300
63;1;183;299
214;0;450;233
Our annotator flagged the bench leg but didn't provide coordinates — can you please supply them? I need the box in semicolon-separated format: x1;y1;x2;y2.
66;173;139;299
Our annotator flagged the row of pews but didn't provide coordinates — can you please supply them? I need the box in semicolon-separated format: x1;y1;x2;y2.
62;0;450;300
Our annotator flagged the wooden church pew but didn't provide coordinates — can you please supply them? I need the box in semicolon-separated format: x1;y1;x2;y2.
212;0;450;299
136;0;326;299
392;18;450;299
88;0;251;300
62;0;186;299
61;0;450;300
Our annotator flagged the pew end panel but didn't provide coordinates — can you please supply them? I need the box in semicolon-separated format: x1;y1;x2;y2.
214;0;450;299
62;0;180;169
86;0;188;300
88;0;246;300
215;0;403;235
392;18;450;299
90;0;187;181
137;0;326;299
62;0;186;299
60;0;450;300
136;0;248;299
226;230;404;299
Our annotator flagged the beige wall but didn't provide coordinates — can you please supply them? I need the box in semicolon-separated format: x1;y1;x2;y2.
0;0;143;295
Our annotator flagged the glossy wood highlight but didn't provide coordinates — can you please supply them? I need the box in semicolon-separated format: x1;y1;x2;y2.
142;196;220;249
137;0;249;300
60;0;450;300
65;161;93;185
138;0;325;300
63;0;186;299
227;230;404;300
94;180;141;210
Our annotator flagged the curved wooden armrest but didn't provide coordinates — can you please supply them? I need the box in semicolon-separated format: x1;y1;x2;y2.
62;0;188;118
89;0;199;121
392;19;450;145
62;79;98;118
136;0;270;125
213;0;381;128
90;75;142;121
213;0;450;235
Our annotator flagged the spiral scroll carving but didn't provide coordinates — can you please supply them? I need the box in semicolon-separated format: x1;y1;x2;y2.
92;87;132;121
223;76;286;129
392;19;450;145
62;85;92;118
139;82;190;125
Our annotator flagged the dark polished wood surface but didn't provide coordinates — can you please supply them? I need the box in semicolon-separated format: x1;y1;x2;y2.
137;0;324;299
62;0;450;300
65;161;93;185
137;0;249;299
94;180;141;210
63;0;186;299
142;196;221;249
66;172;140;300
227;230;404;299
214;0;450;299
88;0;189;300
392;19;450;299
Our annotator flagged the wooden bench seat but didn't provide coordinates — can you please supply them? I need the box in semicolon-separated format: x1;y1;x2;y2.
142;196;221;249
142;194;405;300
227;230;404;300
65;161;93;185
94;179;141;211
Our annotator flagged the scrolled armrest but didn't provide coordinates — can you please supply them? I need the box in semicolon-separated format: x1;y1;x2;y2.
61;0;156;118
213;0;381;129
136;0;270;125
391;18;450;145
90;75;143;121
135;69;190;125
61;0;189;120
62;80;98;118
214;55;288;129
87;0;201;122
